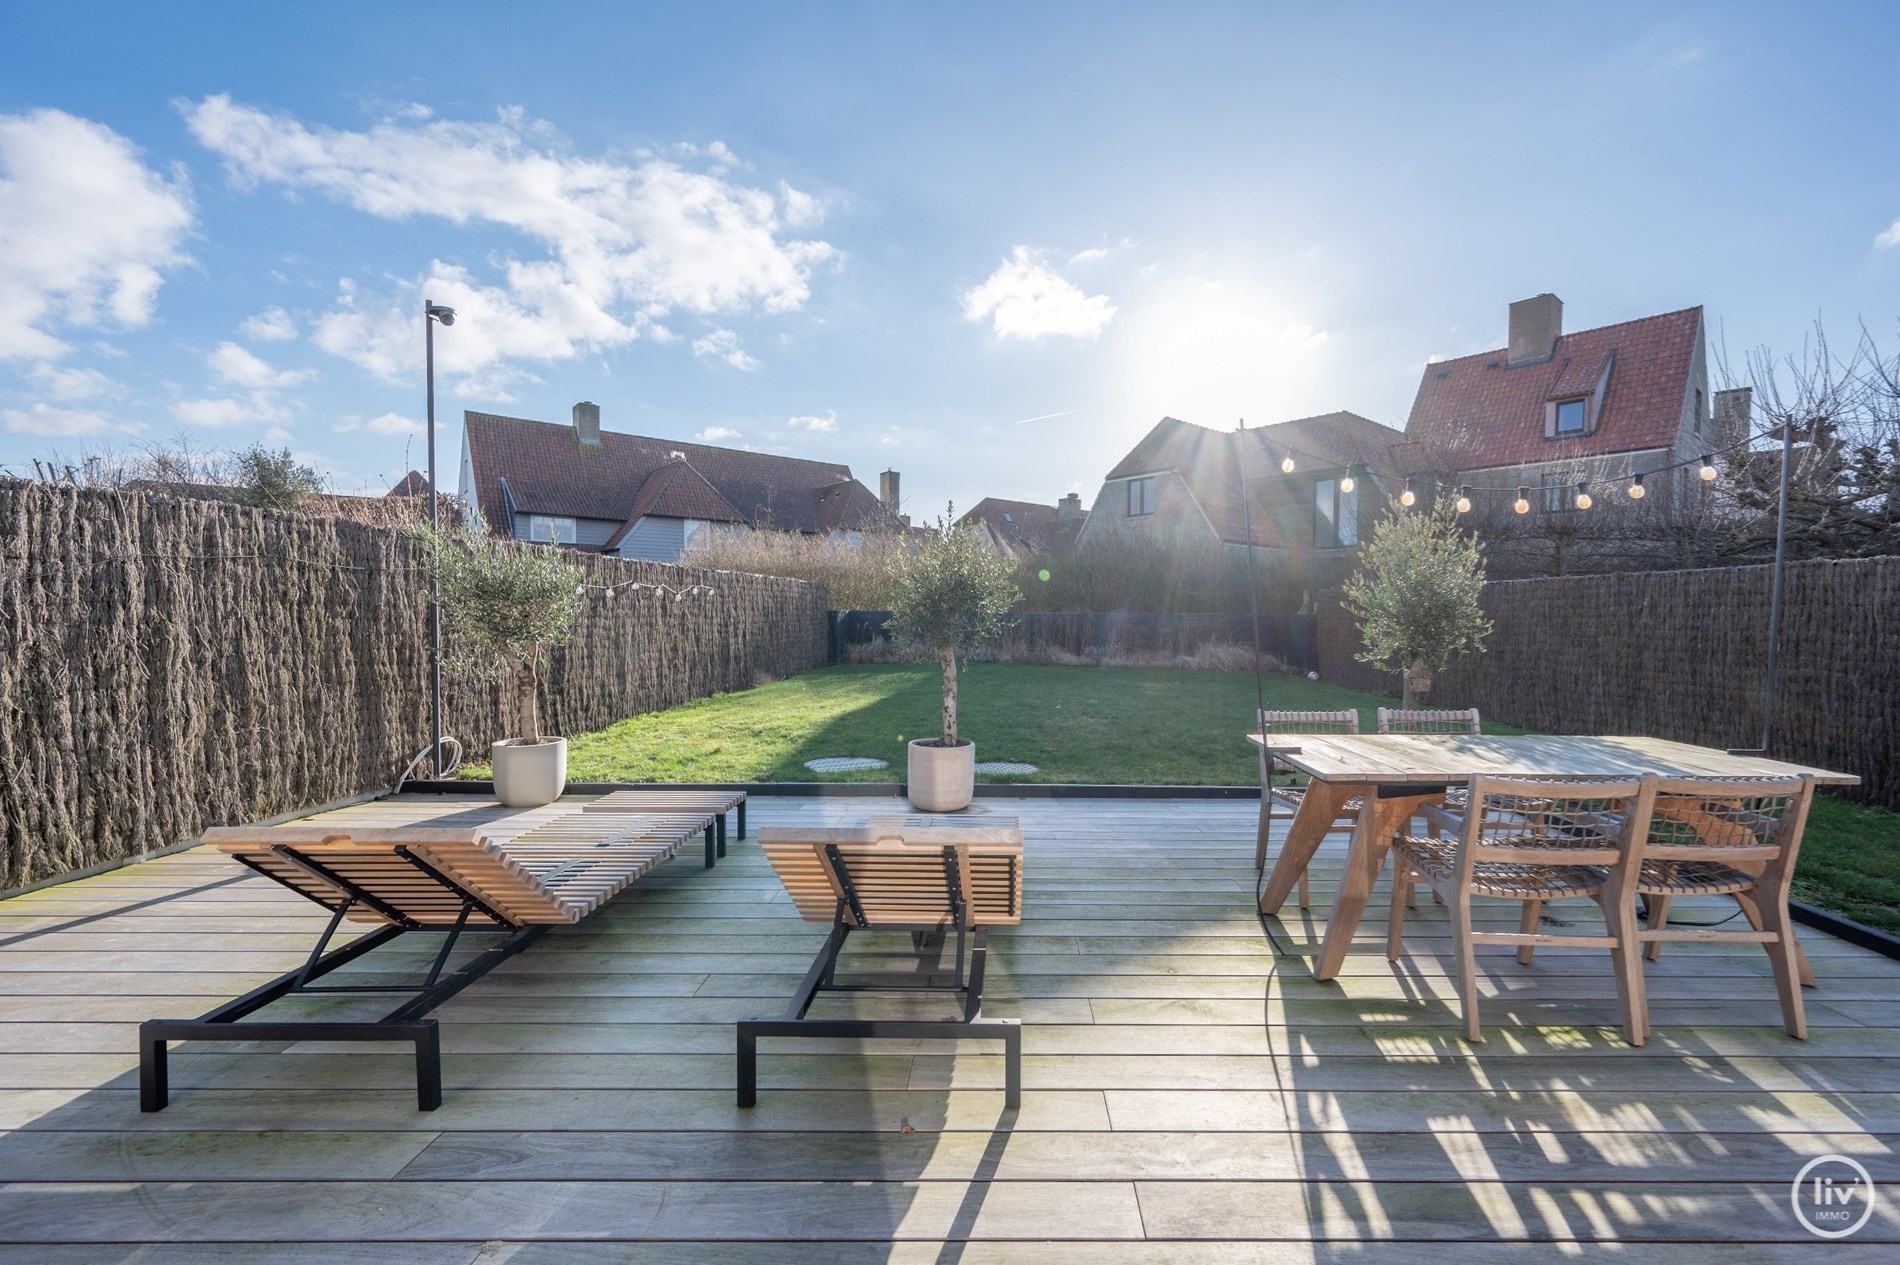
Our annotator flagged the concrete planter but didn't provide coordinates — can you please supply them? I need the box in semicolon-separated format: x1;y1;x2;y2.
907;738;975;812
492;737;568;808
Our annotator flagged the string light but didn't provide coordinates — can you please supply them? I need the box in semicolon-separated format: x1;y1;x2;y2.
574;579;717;601
1574;481;1593;510
1628;472;1646;500
1699;454;1718;482
1398;480;1416;507
1279;450;1295;474
1339;464;1358;495
1455;486;1473;514
1513;486;1530;515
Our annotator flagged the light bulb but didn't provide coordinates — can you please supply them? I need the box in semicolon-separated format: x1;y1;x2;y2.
1455;486;1472;514
1574;484;1593;510
1628;475;1646;500
1339;474;1356;494
1699;455;1718;482
1279;453;1295;474
1513;487;1530;514
1399;485;1416;507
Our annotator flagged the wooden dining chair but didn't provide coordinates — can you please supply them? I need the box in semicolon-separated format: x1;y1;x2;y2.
1256;709;1361;908
1376;707;1482;736
1387;775;1657;1044
1625;775;1817;1042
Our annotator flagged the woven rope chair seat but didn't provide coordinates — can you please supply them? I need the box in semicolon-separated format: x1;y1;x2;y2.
1269;784;1363;814
1393;837;1609;900
1637;858;1757;896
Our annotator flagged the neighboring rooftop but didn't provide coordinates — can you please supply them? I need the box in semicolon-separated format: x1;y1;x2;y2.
958;494;1087;556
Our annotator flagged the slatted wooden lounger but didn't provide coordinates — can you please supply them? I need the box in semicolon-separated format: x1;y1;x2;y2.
140;812;690;1112
740;815;1025;1108
584;788;749;868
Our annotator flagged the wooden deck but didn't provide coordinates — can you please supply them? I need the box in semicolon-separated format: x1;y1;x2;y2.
0;792;1895;1260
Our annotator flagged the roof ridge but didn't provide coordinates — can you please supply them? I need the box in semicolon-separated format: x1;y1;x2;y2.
1422;305;1704;368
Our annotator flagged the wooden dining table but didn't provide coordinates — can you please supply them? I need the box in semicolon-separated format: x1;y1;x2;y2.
1250;733;1860;981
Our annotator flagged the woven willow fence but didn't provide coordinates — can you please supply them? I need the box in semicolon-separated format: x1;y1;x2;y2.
0;482;828;890
1316;556;1899;809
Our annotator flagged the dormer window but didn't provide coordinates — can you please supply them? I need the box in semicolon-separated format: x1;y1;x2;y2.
1126;476;1157;517
1554;398;1586;435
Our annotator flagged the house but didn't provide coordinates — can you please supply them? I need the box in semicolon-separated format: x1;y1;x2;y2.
957;493;1087;558
458;402;904;561
1080;411;1409;585
1401;294;1745;517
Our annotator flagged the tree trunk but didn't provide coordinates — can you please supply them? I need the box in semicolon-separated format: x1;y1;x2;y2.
939;645;958;745
1402;659;1432;710
516;650;540;742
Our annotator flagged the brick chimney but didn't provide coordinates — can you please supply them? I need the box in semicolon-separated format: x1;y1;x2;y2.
1056;492;1082;521
1507;294;1563;367
879;469;900;516
573;401;602;446
1714;387;1752;450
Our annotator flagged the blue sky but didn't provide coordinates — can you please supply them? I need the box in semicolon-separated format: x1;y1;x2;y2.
2;1;1897;515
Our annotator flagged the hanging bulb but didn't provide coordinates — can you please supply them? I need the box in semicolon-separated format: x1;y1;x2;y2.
1279;450;1295;474
1574;482;1593;510
1455;486;1473;514
1398;480;1416;508
574;583;586;595
1513;486;1530;515
1699;454;1718;482
1628;473;1647;500
1339;467;1357;495
604;585;616;600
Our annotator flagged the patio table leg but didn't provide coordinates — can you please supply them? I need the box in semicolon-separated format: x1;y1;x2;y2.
1258;780;1354;915
1312;792;1438;981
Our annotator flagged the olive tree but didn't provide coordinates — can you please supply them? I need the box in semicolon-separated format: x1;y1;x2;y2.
886;507;1020;745
416;523;586;743
1342;498;1492;707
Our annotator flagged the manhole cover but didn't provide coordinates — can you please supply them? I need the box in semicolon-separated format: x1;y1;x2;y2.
974;761;1039;775
803;757;890;772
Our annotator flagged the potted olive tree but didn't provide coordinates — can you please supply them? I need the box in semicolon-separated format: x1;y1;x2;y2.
886;508;1020;811
418;523;586;807
1342;497;1492;707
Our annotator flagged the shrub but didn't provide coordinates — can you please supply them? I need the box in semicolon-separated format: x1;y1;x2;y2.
886;507;1021;744
1342;498;1491;706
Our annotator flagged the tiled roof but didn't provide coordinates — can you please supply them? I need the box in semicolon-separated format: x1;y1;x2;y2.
813;479;894;532
462;411;902;536
386;471;430;498
1102;412;1407;546
958;497;1081;555
1404;306;1702;472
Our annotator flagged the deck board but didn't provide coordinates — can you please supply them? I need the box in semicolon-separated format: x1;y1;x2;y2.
0;792;1895;1252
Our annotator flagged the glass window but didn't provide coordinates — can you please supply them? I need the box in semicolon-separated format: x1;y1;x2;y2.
1555;398;1587;434
1540;473;1568;513
1315;478;1360;549
1694;388;1704;436
528;515;576;543
1126;476;1157;516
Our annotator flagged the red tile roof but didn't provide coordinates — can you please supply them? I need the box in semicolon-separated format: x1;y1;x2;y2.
463;411;902;537
1103;412;1406;546
1404;306;1702;472
386;470;430;498
958;497;1083;554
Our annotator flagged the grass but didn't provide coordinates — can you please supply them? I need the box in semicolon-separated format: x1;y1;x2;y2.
491;661;1898;936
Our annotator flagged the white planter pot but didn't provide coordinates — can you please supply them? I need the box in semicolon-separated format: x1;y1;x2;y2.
492;737;568;808
907;738;975;812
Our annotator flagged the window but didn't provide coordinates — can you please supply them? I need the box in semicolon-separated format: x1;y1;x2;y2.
527;515;577;544
1540;472;1570;514
1554;398;1586;434
1126;476;1157;517
1693;388;1704;437
1314;478;1359;548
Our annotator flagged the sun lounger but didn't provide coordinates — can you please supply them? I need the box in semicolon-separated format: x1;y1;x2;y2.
740;815;1024;1108
140;812;692;1111
584;788;748;867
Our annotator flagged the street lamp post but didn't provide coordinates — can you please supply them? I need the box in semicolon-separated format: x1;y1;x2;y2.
424;298;456;778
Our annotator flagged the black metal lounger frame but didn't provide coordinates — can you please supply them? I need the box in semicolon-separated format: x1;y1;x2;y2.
737;842;1021;1109
139;841;545;1112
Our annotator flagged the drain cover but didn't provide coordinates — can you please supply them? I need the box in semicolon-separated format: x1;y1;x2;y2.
974;761;1039;775
803;757;890;772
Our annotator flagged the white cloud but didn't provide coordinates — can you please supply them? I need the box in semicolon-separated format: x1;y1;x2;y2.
181;95;832;391
1877;219;1900;250
241;306;298;341
786;410;837;432
1069;247;1110;265
0;109;194;360
26;362;116;401
209;341;315;389
694;425;742;443
692;327;762;372
336;411;427;436
2;403;119;437
962;247;1116;341
171;397;263;428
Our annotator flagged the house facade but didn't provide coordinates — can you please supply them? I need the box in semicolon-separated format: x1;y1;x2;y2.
458;402;903;561
1080;411;1409;587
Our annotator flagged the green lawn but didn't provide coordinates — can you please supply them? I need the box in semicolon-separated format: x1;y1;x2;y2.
513;661;1897;935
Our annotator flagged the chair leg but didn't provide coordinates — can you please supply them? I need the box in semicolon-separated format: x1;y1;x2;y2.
1735;891;1816;988
1755;898;1808;1040
1386;861;1410;961
1450;895;1483;1043
1516;899;1541;966
1254;797;1272;872
1643;894;1672;961
1298;868;1310;909
1598;891;1648;1047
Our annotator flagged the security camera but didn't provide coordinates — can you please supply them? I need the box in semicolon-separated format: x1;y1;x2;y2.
437;310;454;326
